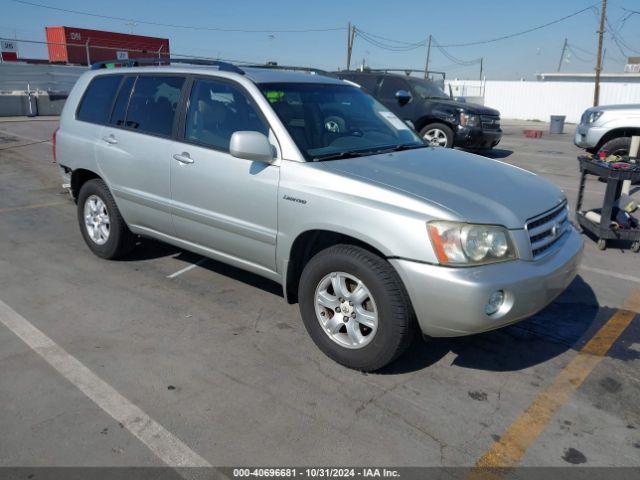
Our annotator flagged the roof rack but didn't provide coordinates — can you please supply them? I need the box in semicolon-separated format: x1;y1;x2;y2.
244;63;334;77
90;57;245;75
340;68;446;80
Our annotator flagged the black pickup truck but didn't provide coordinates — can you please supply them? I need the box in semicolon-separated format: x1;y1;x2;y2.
335;71;502;150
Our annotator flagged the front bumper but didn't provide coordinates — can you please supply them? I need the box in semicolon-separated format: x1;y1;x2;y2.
454;126;502;149
574;123;607;150
390;226;583;337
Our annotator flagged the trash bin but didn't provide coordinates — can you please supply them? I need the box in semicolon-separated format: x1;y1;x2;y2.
549;115;566;134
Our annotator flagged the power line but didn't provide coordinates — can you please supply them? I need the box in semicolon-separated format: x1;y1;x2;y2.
432;38;481;66
354;28;426;51
0;35;263;65
605;17;640;55
9;0;345;33
438;4;597;47
566;44;593;62
353;28;425;48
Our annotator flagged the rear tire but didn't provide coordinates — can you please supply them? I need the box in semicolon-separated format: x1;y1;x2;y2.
77;179;135;259
298;244;417;371
420;123;454;148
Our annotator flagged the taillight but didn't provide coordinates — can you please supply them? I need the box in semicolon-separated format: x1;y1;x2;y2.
52;127;59;163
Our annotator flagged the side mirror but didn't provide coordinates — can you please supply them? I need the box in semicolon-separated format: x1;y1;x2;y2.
395;90;412;105
229;131;274;163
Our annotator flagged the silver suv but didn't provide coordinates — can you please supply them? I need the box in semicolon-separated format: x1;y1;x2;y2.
56;60;583;371
575;104;640;155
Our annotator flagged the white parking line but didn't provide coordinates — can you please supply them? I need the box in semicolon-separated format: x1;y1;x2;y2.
0;299;211;468
580;265;640;284
167;258;208;279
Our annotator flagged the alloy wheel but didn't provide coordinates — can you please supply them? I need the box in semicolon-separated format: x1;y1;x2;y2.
83;194;110;245
314;272;378;349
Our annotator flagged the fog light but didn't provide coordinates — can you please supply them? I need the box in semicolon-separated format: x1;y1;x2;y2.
485;290;505;316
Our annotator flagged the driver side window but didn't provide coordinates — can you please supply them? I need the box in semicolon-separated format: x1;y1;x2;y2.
378;77;410;101
185;78;268;152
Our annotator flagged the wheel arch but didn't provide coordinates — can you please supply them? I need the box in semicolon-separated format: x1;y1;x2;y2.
284;229;388;304
594;127;640;152
70;168;102;203
414;115;455;134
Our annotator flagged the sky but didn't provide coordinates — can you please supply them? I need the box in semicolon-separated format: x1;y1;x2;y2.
1;0;640;79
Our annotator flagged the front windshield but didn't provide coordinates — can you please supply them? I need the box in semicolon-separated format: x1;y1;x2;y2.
409;79;449;100
260;83;423;160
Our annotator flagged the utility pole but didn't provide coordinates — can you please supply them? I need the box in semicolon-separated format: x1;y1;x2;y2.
424;34;432;79
479;57;484;81
346;22;355;71
593;0;607;106
557;38;568;72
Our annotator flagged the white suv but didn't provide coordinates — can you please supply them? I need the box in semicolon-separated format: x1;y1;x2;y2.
575;104;640;155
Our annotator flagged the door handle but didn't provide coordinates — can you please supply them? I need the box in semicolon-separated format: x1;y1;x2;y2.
102;135;117;145
173;152;194;165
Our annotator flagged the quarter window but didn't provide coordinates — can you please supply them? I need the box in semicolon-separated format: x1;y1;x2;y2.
76;75;123;124
185;78;268;151
125;76;185;136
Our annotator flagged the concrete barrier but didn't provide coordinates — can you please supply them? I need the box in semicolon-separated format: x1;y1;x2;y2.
0;91;68;117
0;93;27;116
36;91;68;116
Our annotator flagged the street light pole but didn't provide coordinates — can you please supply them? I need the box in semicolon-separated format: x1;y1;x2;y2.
593;0;607;106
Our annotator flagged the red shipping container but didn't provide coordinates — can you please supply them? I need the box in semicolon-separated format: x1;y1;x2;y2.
45;26;169;66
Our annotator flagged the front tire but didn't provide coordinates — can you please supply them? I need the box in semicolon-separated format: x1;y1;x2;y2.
598;136;630;157
77;179;135;259
298;245;417;371
420;123;454;148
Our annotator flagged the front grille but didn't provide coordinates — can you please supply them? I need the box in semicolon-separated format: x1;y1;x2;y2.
526;201;569;259
480;115;500;130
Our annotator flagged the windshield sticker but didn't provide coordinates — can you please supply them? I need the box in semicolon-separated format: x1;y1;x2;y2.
379;111;409;131
265;90;285;103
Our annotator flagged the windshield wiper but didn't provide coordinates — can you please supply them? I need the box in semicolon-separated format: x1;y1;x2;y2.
382;143;429;153
312;149;378;162
312;143;427;161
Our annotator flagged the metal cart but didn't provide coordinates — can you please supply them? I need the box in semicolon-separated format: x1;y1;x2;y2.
575;156;640;252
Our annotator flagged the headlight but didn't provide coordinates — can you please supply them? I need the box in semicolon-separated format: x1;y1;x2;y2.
459;112;480;127
428;221;517;266
586;110;604;124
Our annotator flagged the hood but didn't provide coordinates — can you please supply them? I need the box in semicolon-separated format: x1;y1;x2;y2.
593;103;640;112
319;148;565;229
428;98;500;116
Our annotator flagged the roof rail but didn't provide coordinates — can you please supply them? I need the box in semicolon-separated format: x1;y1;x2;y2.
357;68;446;79
90;57;244;74
245;63;334;77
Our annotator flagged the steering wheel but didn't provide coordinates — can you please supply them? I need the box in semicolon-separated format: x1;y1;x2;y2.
324;115;346;134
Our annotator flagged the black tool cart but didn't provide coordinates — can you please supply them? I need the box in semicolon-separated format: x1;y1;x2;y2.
575;155;640;252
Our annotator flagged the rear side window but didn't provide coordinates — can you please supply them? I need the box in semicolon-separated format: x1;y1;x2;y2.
109;76;135;126
125;76;185;136
344;75;379;93
76;75;123;124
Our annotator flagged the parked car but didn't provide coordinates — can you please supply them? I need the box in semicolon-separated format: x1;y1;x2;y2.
575;104;640;155
334;71;502;149
55;60;582;371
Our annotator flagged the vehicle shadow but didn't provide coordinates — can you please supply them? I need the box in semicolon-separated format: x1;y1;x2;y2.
380;275;603;374
465;148;514;159
120;237;181;261
122;241;606;375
